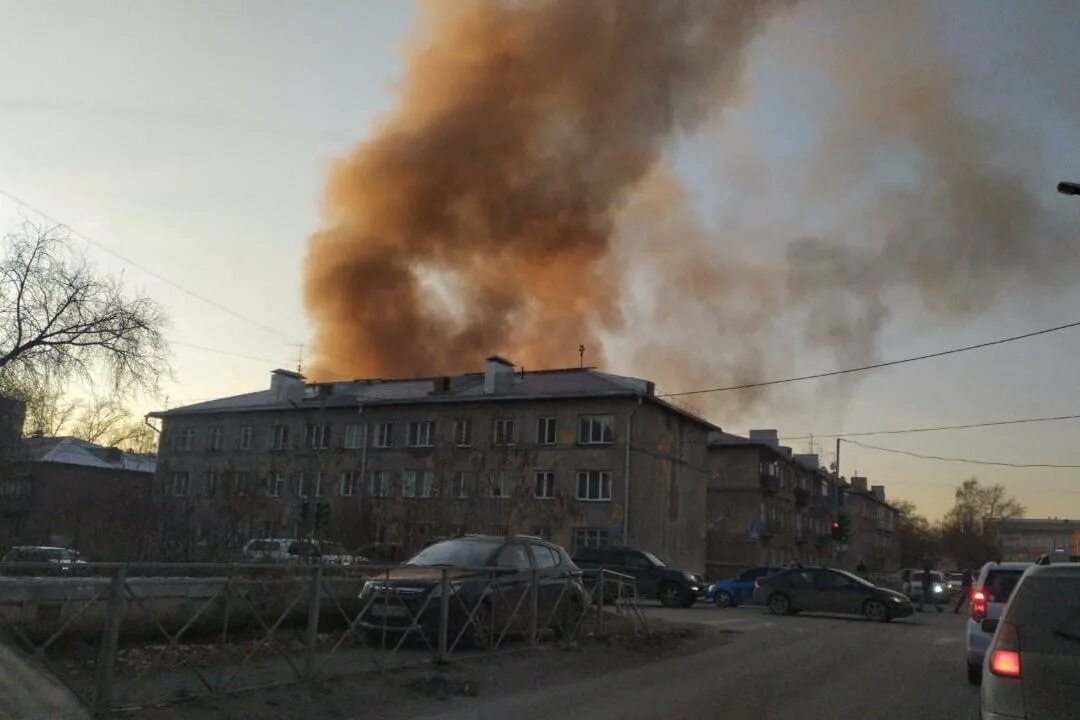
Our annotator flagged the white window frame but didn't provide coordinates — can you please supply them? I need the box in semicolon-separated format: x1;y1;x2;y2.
373;421;394;449
172;471;191;497
489;470;512;498
313;472;325;498
403;470;434;498
209;426;224;451
574;527;609;551
370;470;390;498
172;428;195;452
534;471;555;499
536;417;557;445
239;426;254;451
576;470;612;501
578;415;614;445
297;472;309;499
407;420;435;448
306;423;330;449
344;423;366;450
202;470;216;497
450;470;469;499
234;471;249;495
267;473;285;498
453;418;472;447
341;471;358;497
272;425;289;451
493;418;516;446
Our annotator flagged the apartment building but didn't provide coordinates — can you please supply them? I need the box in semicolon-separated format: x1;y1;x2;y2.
844;476;899;572
149;357;718;572
705;430;840;578
984;517;1080;561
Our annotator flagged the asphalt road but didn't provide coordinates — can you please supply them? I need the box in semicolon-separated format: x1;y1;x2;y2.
418;602;980;720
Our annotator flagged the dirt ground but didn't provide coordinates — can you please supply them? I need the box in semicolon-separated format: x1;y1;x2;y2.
124;617;732;720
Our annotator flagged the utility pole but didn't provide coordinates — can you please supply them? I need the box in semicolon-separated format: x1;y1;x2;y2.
578;345;585;368
835;438;841;479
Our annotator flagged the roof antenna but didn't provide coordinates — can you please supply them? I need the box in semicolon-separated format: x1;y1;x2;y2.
578;344;585;368
289;343;305;373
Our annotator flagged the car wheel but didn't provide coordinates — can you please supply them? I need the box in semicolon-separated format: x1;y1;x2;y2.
768;593;792;615
714;590;733;608
967;663;982;686
552;597;584;641
466;601;493;650
863;600;888;623
659;583;686;608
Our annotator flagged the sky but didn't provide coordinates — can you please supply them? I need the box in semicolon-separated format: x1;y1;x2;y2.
1;0;1078;521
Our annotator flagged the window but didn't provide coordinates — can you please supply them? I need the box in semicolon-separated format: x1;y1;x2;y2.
209;426;224;451
306;423;330;449
172;471;191;496
171;428;195;452
403;470;434;498
313;472;325;498
576;470;612;501
450;471;469;498
529;544;559;568
370;470;390;498
341;472;358;497
239;426;254;451
578;415;614;445
267;473;285;498
493;417;516;446
407;420;435;447
272;424;289;451
344;423;365;449
6;516;25;540
574;527;609;551
234;471;249;495
534;471;555;499
297;473;309;499
202;470;216;497
489;470;511;498
373;421;394;448
495;544;530;569
453;418;472;447
536;417;557;445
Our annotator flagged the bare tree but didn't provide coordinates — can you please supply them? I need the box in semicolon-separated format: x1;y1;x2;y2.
0;373;78;435
0;221;168;395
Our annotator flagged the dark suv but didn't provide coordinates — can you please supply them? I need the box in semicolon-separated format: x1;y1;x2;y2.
572;547;704;607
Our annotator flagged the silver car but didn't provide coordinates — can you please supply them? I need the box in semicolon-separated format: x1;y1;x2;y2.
967;562;1030;685
980;563;1080;719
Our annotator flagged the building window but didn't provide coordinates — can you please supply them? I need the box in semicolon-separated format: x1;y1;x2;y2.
202;470;216;497
313;472;325;498
453;419;472;447
370;470;390;498
272;425;289;451
209;426;224;451
493;418;516;446
373;421;394;449
450;471;469;498
234;471;249;495
341;472;358;497
6;516;25;540
489;470;512;498
578;415;614;445
267;473;285;498
535;471;555;499
573;527;609;551
403;470;434;498
172;471;191;496
407;421;435;448
576;470;611;501
297;472;309;499
536;417;557;445
239;426;254;451
172;428;195;452
344;423;365;449
306;423;330;449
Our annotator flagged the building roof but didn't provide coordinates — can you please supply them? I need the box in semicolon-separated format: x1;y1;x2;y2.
149;366;721;432
23;436;156;474
988;517;1080;530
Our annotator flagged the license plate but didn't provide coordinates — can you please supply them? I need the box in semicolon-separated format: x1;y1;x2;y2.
369;604;408;618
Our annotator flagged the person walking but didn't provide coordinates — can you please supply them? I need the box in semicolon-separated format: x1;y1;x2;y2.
953;568;974;614
855;560;868;577
901;569;912;597
918;561;943;613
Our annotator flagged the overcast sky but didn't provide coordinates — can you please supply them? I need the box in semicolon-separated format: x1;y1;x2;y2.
1;0;1078;521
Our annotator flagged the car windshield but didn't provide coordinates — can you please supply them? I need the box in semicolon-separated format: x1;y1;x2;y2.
43;549;76;561
406;540;499;567
642;552;666;568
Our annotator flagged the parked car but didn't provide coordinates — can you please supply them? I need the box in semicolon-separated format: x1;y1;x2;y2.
355;542;407;564
753;566;914;622
706;566;784;607
979;562;1080;719
965;561;1030;685
571;546;705;607
0;546;88;576
945;570;966;595
240;538;357;565
900;568;951;601
358;536;588;648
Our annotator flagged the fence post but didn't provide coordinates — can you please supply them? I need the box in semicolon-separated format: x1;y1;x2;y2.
94;565;126;715
597;569;605;638
529;569;539;648
437;568;450;662
304;564;323;684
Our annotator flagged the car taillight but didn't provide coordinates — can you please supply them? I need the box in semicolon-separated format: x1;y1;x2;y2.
989;621;1021;678
971;590;987;622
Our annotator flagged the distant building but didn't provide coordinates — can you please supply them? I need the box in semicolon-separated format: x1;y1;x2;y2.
985;517;1080;562
844;476;899;571
149;357;719;572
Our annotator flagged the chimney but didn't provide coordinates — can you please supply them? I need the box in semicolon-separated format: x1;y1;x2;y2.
484;356;515;394
851;476;868;492
871;485;886;502
270;369;306;402
748;429;779;449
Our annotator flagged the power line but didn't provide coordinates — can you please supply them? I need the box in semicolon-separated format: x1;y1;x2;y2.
841;438;1080;469
887;480;1080;495
170;340;290;365
781;413;1080;441
658;319;1080;398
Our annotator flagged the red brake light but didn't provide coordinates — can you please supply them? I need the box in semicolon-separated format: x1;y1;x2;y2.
972;590;986;602
971;590;987;622
990;650;1021;677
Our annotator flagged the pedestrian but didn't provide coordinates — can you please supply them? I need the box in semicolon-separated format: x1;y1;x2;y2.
901;569;912;597
856;560;867;577
953;568;974;614
918;561;943;613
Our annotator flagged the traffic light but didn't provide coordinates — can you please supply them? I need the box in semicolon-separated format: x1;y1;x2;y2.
831;520;841;540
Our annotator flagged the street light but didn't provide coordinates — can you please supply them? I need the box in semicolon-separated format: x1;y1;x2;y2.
1059;181;1080;196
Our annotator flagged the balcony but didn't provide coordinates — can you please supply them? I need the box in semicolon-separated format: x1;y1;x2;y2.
759;474;780;494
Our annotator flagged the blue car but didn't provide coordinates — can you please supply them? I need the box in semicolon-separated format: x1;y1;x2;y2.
706;566;784;607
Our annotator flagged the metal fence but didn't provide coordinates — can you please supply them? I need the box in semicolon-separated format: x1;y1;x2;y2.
0;561;647;714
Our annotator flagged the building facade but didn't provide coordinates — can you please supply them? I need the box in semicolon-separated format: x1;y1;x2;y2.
149;357;718;573
985;517;1080;561
843;476;899;572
